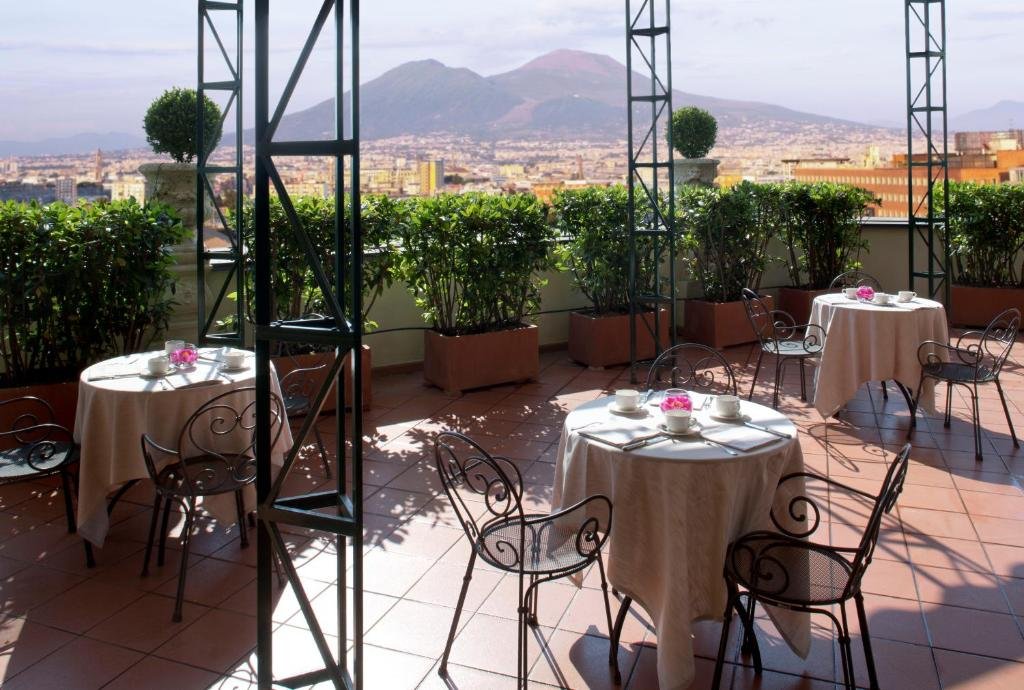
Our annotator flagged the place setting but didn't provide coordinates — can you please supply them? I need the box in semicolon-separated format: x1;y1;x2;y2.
576;387;792;455
85;341;252;390
842;285;920;308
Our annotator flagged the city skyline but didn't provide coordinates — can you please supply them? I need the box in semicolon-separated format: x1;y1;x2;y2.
2;0;1022;143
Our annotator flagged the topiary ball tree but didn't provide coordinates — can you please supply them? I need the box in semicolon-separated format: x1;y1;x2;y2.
144;88;223;164
669;106;718;159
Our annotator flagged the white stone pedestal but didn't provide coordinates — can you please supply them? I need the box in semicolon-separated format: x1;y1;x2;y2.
673;158;720;187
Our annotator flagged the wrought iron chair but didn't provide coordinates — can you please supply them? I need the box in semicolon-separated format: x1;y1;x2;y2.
0;396;92;564
711;443;912;690
829;270;883;292
140;386;285;621
434;431;618;688
646;342;738;396
742;288;825;408
279;357;332;477
913;307;1020;462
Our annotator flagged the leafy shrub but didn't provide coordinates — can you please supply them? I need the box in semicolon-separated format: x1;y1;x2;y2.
669;107;718;159
144;87;223;164
0;199;188;385
232;194;403;330
552;185;664;315
678;181;777;302
938;182;1024;288
779;182;877;289
398;193;554;335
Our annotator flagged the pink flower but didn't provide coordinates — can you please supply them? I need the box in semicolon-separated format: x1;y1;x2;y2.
856;285;875;301
170;347;198;366
660;394;693;413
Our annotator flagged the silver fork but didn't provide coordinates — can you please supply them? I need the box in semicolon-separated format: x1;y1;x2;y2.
704;439;739;456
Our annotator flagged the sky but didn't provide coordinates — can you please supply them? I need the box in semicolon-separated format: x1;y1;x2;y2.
1;0;1022;141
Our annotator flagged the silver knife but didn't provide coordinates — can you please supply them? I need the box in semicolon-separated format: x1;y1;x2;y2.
742;421;792;439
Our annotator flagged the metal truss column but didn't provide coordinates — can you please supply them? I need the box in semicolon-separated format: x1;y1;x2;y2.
626;0;677;383
905;0;950;303
197;0;245;346
254;1;363;688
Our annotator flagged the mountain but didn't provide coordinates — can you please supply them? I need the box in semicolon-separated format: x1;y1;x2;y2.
951;100;1024;132
0;132;145;157
260;49;879;143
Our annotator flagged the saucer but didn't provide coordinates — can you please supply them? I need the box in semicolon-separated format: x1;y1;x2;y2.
139;369;170;379
658;419;701;437
609;400;647;417
709;411;748;422
219;362;249;373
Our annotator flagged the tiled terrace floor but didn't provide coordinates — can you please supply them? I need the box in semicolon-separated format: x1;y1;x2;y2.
3;341;1024;689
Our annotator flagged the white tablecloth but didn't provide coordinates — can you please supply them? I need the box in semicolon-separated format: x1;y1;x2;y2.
552;396;809;690
809;293;949;417
74;350;292;546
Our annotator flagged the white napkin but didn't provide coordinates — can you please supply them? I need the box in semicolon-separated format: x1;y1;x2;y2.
700;424;779;452
87;362;142;381
165;363;224;389
578;421;662;449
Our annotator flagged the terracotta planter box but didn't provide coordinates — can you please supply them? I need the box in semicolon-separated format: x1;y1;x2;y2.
0;380;79;437
424;324;539;395
681;296;773;349
272;345;373;413
779;287;831;325
951;285;1024;328
568;309;671;368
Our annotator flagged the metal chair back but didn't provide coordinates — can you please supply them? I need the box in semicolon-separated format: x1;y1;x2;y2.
141;387;285;496
846;443;911;595
829;270;882;292
434;431;526;565
977;308;1020;379
742;288;786;348
0;396;73;471
645;342;737;396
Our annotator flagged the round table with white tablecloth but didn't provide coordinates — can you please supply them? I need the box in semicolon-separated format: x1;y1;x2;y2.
552;394;809;690
73;349;292;546
809;293;949;418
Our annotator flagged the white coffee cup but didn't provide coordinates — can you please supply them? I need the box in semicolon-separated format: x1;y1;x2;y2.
872;292;892;305
148;355;171;375
664;409;692;433
843;287;858;299
715;394;742;418
165;339;186;355
897;290;916;302
222;349;246;369
615;389;640;412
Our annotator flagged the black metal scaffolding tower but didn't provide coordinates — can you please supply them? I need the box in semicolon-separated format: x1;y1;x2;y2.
254;1;363;688
196;0;245;347
905;0;950;303
626;0;677;383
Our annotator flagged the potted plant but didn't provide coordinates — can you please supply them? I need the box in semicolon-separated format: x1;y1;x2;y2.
777;182;876;323
678;182;776;348
0;199;187;428
669;106;719;186
553;185;669;368
139;87;223;228
231;194;403;409
398;192;554;394
939;181;1024;326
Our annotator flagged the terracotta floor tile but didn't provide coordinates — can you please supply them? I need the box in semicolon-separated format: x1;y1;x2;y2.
0;563;84;617
860;558;919;600
360;548;436;597
982;542;1024;578
913;564;1009;612
153;557;255;608
477;575;576;629
365;598;463;658
0;617;75;681
418;662;523;690
103;656;221;690
403;559;502;612
2;636;142;690
899;507;979;540
950;470;1024;496
846;636;941;690
27;578;144;634
934;648;1024;690
847;593;929;645
528;629;636;690
154;608;257;673
904;533;992;573
973;514;1024;548
923;603;1024;659
447;613;554;677
86;593;209;653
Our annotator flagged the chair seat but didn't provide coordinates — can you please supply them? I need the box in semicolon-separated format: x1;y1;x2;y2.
479;515;599;575
764;340;822;357
923;360;994;383
726;534;853;606
156;454;255;497
284;393;311;417
0;442;75;481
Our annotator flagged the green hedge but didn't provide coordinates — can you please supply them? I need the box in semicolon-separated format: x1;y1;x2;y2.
0;199;188;385
938;181;1024;288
